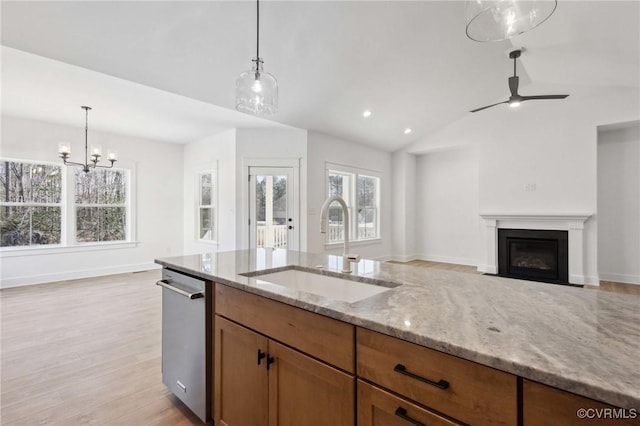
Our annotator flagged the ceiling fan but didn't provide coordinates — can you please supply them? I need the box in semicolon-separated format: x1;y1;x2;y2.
471;49;569;113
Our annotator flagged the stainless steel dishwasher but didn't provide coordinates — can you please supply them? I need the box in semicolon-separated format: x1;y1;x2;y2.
156;269;208;422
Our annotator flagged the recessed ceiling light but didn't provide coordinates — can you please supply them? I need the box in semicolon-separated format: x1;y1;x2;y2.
404;128;412;134
362;110;372;118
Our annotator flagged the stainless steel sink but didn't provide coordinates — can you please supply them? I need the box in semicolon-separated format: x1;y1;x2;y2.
241;267;397;303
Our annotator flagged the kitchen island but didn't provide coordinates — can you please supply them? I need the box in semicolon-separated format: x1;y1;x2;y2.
156;249;640;424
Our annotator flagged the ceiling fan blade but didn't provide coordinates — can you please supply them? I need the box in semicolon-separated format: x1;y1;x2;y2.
521;94;569;101
508;76;519;97
470;101;508;113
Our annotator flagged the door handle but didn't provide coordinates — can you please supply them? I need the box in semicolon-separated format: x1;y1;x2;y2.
288;225;294;230
156;280;204;300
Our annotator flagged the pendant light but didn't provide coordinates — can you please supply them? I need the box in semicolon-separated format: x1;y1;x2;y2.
236;0;278;115
465;0;557;42
58;106;117;173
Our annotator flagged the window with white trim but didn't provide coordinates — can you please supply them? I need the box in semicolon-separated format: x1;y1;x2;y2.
75;168;128;242
326;164;380;243
197;170;217;242
1;157;133;249
0;160;63;246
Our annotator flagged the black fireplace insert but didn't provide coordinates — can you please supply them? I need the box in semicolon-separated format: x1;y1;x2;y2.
498;229;569;285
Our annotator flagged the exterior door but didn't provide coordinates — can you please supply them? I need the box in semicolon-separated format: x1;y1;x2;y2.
249;167;297;250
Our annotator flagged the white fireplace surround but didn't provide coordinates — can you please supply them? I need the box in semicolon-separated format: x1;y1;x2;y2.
479;213;593;285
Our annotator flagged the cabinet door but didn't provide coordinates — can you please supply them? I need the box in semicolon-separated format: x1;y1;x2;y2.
358;380;461;426
267;340;355;426
523;380;638;425
214;316;268;426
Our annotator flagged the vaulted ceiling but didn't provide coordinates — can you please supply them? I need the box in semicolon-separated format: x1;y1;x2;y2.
1;1;638;151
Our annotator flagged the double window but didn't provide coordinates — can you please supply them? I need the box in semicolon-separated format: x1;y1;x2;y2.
326;164;380;244
1;159;131;248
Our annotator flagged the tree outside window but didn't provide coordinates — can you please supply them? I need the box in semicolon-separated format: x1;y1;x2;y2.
198;171;216;241
75;169;127;242
0;161;62;247
326;167;379;243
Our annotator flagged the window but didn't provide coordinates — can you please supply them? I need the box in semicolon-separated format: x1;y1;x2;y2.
75;169;128;242
197;170;216;241
1;157;133;250
0;160;63;247
326;164;380;243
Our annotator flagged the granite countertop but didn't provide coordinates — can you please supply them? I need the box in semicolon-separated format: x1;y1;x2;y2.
155;249;640;409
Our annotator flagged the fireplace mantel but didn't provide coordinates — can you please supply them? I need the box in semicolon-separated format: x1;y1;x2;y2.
479;213;593;284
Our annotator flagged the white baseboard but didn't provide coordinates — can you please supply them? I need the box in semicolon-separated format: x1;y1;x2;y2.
598;272;640;285
0;262;161;289
417;254;479;268
385;254;421;263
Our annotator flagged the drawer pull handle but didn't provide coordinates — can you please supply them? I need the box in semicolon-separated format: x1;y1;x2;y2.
394;407;427;426
393;364;450;390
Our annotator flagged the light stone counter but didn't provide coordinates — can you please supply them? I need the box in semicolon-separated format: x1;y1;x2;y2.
155;249;640;409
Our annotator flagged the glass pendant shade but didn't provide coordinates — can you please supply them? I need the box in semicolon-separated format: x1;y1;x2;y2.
236;58;279;115
465;0;557;42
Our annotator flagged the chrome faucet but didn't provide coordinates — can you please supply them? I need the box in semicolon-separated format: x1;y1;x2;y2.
319;195;360;273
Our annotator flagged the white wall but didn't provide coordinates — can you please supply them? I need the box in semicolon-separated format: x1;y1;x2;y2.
183;129;236;254
235;128;308;251
404;86;639;283
391;150;417;261
307;131;393;260
416;147;480;265
597;123;640;284
0;115;184;287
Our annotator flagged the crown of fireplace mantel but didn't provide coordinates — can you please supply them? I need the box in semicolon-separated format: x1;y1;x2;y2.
478;212;593;285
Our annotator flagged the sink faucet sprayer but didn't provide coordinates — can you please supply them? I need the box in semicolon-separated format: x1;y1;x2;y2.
319;195;361;273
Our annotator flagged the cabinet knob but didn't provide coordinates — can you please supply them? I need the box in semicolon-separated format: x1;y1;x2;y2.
266;354;275;371
257;349;266;365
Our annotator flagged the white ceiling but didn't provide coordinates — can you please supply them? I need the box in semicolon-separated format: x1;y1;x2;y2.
1;1;638;151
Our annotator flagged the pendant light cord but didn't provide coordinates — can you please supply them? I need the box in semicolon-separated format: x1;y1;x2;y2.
256;0;260;60
513;56;517;77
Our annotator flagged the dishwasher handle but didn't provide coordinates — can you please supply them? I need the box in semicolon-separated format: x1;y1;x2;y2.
156;280;204;300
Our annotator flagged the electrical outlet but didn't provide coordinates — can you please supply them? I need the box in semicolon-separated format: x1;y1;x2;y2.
525;183;537;192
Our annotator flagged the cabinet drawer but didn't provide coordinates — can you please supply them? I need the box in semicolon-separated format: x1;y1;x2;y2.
523;380;637;425
358;380;460;426
215;283;355;373
357;327;517;425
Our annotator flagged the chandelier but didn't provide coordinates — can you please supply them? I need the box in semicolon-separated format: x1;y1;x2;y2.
235;0;278;115
58;106;117;173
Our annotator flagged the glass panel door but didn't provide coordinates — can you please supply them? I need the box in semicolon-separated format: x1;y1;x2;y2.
249;167;296;250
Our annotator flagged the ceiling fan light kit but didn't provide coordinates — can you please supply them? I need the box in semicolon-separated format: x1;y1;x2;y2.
465;0;558;42
236;0;278;115
470;49;569;113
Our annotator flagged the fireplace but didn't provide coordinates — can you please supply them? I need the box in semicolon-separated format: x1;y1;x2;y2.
498;229;569;285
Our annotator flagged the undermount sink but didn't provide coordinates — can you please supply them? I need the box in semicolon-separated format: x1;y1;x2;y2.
242;268;397;303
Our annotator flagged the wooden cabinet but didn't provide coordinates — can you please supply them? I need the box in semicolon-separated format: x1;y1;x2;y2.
214;304;355;426
215;283;354;372
268;340;354;426
357;327;517;425
214;317;268;426
523;380;638;425
358;380;460;426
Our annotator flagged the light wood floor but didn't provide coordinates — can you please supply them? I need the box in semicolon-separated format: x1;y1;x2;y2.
2;263;638;425
0;269;204;426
